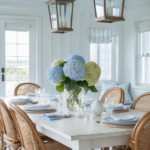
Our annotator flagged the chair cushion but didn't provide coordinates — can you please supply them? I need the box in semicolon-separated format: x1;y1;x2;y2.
100;82;118;99
118;83;132;105
100;82;133;105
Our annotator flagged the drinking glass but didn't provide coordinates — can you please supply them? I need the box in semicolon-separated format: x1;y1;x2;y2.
35;88;42;97
105;98;114;117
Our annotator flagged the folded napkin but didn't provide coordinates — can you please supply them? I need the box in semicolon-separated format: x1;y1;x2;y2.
23;104;51;111
111;115;137;121
25;104;50;107
10;97;31;103
39;114;60;121
26;93;36;96
113;103;124;108
103;103;126;111
102;117;139;125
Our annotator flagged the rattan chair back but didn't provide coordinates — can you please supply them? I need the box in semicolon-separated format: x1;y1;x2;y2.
101;87;125;104
127;111;150;150
14;82;41;96
130;92;150;112
0;99;19;143
10;104;46;150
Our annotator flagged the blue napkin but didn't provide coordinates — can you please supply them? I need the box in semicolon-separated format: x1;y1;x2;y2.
39;114;60;121
102;117;139;125
10;97;32;103
81;101;93;107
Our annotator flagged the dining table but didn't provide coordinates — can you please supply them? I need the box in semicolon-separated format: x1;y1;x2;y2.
0;97;146;150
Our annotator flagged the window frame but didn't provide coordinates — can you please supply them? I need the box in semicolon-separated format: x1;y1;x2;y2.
90;36;117;86
137;29;150;87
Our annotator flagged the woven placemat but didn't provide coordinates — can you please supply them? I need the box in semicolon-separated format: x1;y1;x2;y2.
24;109;56;114
114;108;129;113
10;101;38;105
101;122;135;128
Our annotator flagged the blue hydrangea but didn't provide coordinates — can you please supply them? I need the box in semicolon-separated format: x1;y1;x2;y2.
63;59;86;81
46;65;63;83
66;54;85;64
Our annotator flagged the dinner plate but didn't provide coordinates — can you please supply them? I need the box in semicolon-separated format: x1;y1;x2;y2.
102;117;139;125
113;106;126;111
10;99;33;103
23;106;54;111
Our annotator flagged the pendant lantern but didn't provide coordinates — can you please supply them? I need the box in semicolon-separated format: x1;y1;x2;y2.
45;0;75;33
93;0;125;23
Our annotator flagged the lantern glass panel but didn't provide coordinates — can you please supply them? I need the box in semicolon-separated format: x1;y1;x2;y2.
57;1;73;28
106;0;123;17
49;3;57;29
94;0;104;18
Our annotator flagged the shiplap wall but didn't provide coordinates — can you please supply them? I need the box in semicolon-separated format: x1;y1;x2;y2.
122;9;150;100
1;1;150;100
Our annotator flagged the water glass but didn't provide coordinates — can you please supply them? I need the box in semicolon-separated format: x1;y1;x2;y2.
106;103;113;117
35;88;42;97
105;98;114;117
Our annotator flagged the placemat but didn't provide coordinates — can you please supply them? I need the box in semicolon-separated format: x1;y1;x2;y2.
101;122;135;128
24;109;56;114
10;101;38;105
114;108;129;113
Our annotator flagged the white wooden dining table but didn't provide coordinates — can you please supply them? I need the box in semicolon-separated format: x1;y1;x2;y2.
0;97;146;150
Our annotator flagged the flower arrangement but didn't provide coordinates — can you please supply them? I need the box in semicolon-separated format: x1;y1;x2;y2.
46;54;101;108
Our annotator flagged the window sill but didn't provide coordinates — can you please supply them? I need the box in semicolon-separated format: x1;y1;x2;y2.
132;85;150;91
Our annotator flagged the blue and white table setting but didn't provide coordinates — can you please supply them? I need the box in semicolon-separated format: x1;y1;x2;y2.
22;103;53;111
26;93;36;96
101;115;139;127
9;96;37;105
103;103;129;112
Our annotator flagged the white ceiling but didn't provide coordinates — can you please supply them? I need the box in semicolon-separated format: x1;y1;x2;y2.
0;0;150;14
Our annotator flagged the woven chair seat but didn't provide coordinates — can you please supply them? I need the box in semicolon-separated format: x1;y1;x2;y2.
38;141;71;150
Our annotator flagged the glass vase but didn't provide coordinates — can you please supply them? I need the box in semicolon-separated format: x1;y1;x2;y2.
66;85;82;111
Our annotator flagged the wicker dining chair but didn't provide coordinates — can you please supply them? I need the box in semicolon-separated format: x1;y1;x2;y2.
130;92;150;112
112;111;150;150
14;82;41;96
101;87;125;104
0;99;21;150
9;104;71;150
0;118;3;150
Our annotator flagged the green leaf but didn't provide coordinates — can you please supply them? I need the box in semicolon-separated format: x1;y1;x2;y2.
77;80;88;87
59;61;66;67
64;78;76;91
56;84;64;93
89;86;98;93
76;87;82;96
77;81;89;94
61;74;66;82
84;86;89;94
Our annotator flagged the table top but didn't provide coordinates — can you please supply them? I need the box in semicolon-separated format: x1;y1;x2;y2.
0;97;146;141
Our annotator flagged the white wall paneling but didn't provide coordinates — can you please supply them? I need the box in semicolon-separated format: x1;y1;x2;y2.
1;0;150;100
122;10;150;100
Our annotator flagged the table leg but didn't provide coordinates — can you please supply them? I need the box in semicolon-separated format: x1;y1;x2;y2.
72;139;92;150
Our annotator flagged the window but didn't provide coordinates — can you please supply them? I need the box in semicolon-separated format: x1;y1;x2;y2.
138;30;150;85
5;30;30;96
90;43;112;80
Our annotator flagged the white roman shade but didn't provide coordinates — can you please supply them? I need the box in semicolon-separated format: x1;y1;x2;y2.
89;29;113;44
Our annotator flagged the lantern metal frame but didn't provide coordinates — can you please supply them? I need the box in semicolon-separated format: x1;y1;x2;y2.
45;0;75;33
93;0;125;23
